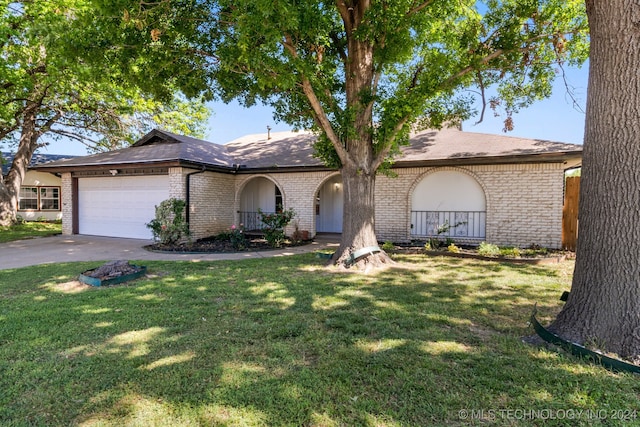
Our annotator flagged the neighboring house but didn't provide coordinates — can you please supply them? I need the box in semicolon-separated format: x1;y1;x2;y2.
34;128;582;248
1;152;75;221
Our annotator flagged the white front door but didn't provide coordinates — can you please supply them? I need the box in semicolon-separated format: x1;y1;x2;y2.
316;176;343;233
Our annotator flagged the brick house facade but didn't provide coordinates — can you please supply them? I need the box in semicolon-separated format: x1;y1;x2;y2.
42;128;581;248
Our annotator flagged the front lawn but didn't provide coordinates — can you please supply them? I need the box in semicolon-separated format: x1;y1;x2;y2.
1;254;638;426
0;221;62;243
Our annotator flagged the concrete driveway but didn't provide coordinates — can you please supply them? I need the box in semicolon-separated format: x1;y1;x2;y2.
0;234;339;270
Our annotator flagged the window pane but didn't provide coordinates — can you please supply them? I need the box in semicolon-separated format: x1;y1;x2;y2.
18;187;38;210
40;187;60;211
41;199;59;210
19;199;39;210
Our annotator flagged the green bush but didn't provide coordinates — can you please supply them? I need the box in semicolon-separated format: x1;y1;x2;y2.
146;198;190;245
258;208;296;248
229;224;247;250
499;247;522;258
381;241;395;251
477;242;500;257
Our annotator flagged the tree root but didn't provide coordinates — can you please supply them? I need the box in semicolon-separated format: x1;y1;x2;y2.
331;250;395;273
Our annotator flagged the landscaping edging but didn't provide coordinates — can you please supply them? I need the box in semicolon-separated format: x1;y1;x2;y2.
79;266;147;287
530;308;640;374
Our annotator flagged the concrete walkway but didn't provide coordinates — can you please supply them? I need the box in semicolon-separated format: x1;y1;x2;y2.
0;234;340;270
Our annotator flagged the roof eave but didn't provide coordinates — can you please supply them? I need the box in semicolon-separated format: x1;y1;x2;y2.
33;159;238;174
32;159;184;174
31;151;582;174
234;164;333;173
393;151;583;168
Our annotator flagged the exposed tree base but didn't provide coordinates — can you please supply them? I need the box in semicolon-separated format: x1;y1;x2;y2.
329;250;395;273
0;199;17;227
549;320;640;366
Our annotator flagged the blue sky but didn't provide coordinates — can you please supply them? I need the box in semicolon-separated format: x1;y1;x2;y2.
44;64;588;156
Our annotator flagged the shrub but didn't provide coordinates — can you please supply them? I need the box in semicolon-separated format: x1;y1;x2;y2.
499;247;522;258
477;242;500;257
447;243;461;253
381;241;395;251
258;208;296;248
146;198;190;245
427;237;443;250
229;224;247;250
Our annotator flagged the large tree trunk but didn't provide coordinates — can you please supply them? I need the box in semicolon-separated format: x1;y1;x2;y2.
549;0;640;362
0;109;40;226
324;1;392;270
333;165;393;270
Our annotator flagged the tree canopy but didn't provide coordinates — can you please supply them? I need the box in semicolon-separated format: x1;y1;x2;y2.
0;0;216;225
0;0;213;151
204;0;588;266
209;0;588;169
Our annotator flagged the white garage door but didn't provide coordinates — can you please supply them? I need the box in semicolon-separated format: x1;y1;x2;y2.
78;175;170;239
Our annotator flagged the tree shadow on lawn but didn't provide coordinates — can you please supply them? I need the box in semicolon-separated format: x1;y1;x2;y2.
0;255;637;426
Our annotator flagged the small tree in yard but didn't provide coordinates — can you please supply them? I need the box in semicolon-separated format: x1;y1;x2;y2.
206;0;588;269
147;199;190;246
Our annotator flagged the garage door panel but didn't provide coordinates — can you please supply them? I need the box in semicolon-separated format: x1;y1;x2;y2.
78;176;169;239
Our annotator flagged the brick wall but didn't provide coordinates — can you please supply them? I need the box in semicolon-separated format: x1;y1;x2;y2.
61;172;73;235
64;162;566;249
374;164;565;248
234;171;337;237
200;163;565;248
477;164;565;248
189;170;236;239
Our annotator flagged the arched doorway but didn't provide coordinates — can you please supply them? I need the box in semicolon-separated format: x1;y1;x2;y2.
316;175;343;233
411;170;486;239
239;177;283;231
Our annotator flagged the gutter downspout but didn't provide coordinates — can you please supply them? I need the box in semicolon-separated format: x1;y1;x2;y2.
185;166;206;226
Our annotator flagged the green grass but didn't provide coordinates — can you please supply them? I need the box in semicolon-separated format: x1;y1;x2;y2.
1;254;639;426
0;221;62;243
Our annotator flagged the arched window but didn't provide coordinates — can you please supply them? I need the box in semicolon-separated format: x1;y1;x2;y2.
411;170;486;239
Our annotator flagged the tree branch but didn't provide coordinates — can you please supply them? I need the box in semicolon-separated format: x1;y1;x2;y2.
555;55;585;114
371;117;410;171
474;71;487;125
282;33;352;167
407;0;435;16
48;128;99;146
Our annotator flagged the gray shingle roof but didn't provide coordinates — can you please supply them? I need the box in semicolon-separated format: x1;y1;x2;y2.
1;152;77;175
401;127;582;163
224;131;323;169
33;127;582;172
36;129;235;169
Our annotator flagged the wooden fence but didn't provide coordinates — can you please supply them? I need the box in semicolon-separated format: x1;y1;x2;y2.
562;176;580;251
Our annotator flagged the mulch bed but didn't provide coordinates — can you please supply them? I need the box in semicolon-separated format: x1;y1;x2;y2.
388;246;574;264
145;236;311;253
